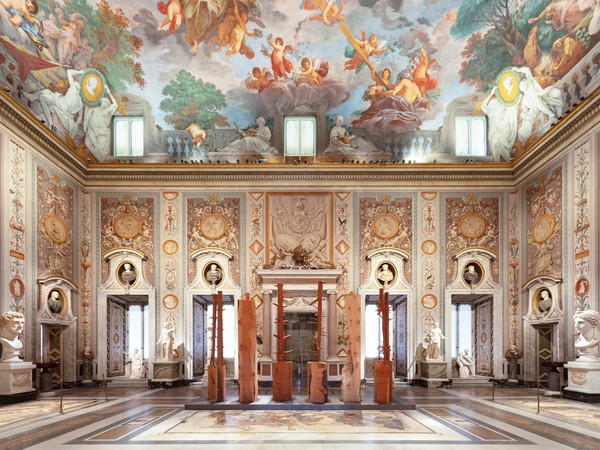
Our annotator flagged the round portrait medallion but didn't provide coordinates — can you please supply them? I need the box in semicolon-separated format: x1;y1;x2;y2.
421;240;437;255
421;294;437;310
200;213;227;240
532;214;555;244
113;213;141;240
459;212;486;239
79;69;107;106
496;68;520;106
575;277;590;297
373;213;399;239
9;277;25;298
163;240;179;255
44;214;68;244
163;295;179;310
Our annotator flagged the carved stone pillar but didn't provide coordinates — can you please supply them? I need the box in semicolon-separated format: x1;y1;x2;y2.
262;290;272;359
327;290;337;360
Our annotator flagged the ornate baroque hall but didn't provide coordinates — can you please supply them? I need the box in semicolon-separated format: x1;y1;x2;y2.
1;0;600;448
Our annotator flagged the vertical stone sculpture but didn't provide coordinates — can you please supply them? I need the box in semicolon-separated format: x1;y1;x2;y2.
207;291;217;400
308;281;328;404
272;283;292;401
238;293;258;403
342;293;361;402
215;291;226;402
374;289;393;404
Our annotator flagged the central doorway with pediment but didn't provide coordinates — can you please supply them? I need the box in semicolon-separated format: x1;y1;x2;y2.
284;312;318;389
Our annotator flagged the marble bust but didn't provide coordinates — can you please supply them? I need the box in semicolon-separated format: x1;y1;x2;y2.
538;289;552;314
573;310;600;361
48;290;63;315
0;311;25;362
463;265;480;286
377;263;394;285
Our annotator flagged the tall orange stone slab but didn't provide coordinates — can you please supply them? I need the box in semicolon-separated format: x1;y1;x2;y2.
308;361;328;403
272;361;292;402
342;293;361;402
207;365;216;400
216;364;226;402
374;360;393;404
238;298;257;403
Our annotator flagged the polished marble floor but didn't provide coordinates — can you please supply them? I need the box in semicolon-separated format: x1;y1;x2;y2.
1;382;600;449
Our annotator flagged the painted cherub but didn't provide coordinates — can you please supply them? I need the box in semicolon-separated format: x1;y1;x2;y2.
157;0;184;35
226;1;258;60
208;6;235;50
268;36;293;80
344;32;387;72
1;0;47;49
245;67;273;93
303;0;344;25
410;47;438;98
299;57;325;86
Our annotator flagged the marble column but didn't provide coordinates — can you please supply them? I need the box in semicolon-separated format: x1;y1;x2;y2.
327;290;337;360
262;290;272;359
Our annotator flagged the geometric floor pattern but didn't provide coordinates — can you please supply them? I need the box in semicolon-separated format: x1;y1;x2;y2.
2;383;600;449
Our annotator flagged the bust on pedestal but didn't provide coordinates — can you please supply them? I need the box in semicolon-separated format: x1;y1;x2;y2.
0;312;36;399
565;310;600;398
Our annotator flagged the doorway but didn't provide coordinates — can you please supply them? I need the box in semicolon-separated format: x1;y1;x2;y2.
284;312;317;388
192;295;208;378
451;294;493;376
107;295;149;377
393;295;407;377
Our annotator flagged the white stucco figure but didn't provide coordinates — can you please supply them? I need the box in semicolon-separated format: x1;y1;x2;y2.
574;310;600;361
129;348;146;379
323;115;380;154
425;321;447;361
24;69;85;136
84;88;119;161
0;311;25;362
157;321;175;361
457;348;474;378
217;117;277;153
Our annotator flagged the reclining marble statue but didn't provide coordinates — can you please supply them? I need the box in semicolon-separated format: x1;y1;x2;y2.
323;115;381;157
0;311;25;362
212;117;278;160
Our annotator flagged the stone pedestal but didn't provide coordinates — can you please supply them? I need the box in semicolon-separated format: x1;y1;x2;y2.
0;362;36;398
151;361;183;388
565;360;600;395
419;361;449;388
307;361;328;404
272;361;292;402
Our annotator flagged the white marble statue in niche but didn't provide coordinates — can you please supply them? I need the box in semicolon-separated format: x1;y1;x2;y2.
573;310;600;361
0;311;25;362
457;348;474;377
376;263;394;286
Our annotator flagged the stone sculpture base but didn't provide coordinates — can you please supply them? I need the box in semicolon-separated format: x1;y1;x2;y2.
307;361;328;404
565;360;600;396
419;361;449;388
272;361;292;402
151;361;183;388
374;360;393;404
0;362;36;397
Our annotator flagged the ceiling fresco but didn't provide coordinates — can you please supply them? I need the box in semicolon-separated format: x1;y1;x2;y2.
1;0;599;163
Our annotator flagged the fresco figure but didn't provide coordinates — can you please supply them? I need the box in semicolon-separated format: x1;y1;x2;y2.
208;5;235;49
528;0;593;33
1;0;47;49
344;32;386;72
366;68;393;101
84;88;119;161
24;68;85;136
181;0;229;53
324;115;379;154
158;0;184;35
226;0;257;60
268;36;293;80
303;0;344;25
245;67;273;93
298;57;325;86
217;117;277;153
186;123;207;150
41;8;89;66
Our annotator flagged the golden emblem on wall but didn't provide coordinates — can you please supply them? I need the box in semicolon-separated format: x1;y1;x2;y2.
459;212;486;239
44;214;68;244
532;213;555;243
421;294;437;310
79;69;106;106
201;213;227;240
421;240;437;255
373;213;399;239
163;295;178;310
162;240;179;255
113;213;141;240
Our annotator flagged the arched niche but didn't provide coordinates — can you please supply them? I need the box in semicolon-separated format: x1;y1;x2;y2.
359;248;415;380
522;275;563;383
97;249;156;379
445;248;502;379
184;249;241;380
36;276;77;382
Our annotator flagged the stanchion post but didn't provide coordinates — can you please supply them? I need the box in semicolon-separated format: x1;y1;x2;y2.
559;379;563;399
59;379;64;414
491;372;495;401
36;383;40;401
537;379;540;414
103;374;108;401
